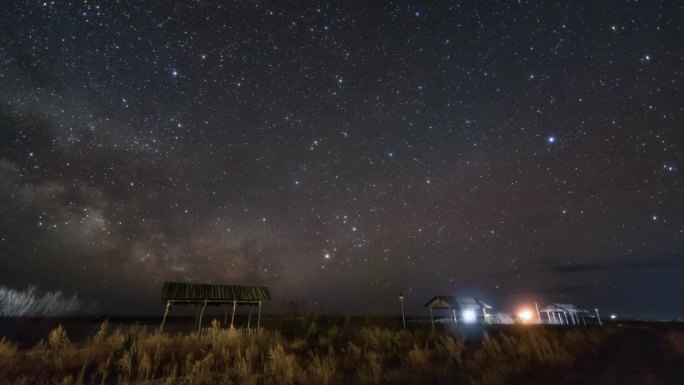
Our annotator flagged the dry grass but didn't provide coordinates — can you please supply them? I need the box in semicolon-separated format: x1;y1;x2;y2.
0;321;635;385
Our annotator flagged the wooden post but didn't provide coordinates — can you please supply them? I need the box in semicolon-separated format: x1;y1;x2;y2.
230;300;237;329
563;312;569;325
224;304;229;326
160;301;171;332
430;307;434;330
257;301;262;334
197;300;208;333
247;305;253;330
452;309;457;325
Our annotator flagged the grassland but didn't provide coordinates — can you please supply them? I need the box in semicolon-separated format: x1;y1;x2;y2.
0;317;683;384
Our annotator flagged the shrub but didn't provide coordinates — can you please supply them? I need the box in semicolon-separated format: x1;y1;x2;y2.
307;346;338;385
265;343;299;385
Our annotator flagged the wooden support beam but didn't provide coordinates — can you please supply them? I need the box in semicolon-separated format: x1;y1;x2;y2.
230;300;237;329
430;307;434;330
257;301;262;334
160;301;171;332
197;300;208;333
247;305;253;330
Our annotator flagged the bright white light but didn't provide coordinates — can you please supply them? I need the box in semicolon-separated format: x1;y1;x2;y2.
610;314;616;319
462;309;477;323
548;136;556;143
518;310;533;322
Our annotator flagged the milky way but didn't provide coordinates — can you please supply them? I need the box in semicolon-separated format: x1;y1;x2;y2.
1;1;683;317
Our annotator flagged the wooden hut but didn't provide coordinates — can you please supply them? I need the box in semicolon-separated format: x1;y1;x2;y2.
423;295;493;327
539;303;588;325
160;282;271;332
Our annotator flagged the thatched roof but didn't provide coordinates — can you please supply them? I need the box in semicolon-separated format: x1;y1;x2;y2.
423;295;492;310
161;282;271;304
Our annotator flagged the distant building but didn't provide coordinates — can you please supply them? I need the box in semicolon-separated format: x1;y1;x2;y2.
539;303;588;325
423;295;493;326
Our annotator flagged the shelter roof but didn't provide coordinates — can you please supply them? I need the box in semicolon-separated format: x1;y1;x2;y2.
423;295;492;310
162;282;270;304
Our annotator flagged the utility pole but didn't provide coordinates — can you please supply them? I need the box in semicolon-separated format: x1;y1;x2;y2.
399;292;406;330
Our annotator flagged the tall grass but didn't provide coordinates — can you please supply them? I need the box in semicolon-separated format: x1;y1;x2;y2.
0;322;632;385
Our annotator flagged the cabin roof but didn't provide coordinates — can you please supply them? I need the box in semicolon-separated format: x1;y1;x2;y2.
423;295;493;310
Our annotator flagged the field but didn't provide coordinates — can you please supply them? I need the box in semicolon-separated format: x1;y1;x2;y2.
1;316;683;385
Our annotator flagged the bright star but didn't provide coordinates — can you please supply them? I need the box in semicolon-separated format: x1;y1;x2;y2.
548;136;556;143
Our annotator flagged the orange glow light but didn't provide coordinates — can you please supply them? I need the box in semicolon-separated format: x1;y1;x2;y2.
518;309;533;322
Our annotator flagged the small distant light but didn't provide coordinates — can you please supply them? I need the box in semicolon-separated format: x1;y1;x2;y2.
324;253;330;259
548;136;556;143
610;314;616;320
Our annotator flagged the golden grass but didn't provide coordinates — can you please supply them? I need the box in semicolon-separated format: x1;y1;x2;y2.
0;322;628;385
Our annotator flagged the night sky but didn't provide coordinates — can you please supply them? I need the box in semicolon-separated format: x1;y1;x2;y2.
1;1;683;318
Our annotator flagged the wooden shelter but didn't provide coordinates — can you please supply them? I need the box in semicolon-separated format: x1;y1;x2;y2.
160;282;271;332
423;295;493;327
539;303;588;325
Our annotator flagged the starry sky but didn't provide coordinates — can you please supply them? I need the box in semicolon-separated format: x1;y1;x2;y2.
1;1;683;318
